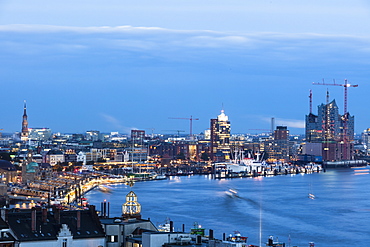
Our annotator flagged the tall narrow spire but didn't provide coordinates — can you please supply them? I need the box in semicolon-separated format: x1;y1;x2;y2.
21;100;29;141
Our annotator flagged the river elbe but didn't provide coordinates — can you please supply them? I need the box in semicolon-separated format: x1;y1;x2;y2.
85;168;370;246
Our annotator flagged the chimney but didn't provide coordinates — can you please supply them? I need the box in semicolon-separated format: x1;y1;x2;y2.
42;207;47;224
31;208;37;231
77;211;81;230
100;202;104;217
209;229;214;240
53;206;60;224
170;221;174;232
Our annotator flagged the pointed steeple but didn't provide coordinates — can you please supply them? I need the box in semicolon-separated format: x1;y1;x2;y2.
21;100;29;141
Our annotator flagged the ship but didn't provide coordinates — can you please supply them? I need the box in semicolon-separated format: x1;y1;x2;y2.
214;150;266;174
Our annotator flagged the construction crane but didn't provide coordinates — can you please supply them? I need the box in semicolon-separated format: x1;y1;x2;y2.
309;89;312;114
169;116;199;140
313;79;358;160
313;79;358;116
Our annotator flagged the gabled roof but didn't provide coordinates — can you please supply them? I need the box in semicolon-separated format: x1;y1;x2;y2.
6;206;105;242
0;160;16;172
47;149;64;155
0;215;16;242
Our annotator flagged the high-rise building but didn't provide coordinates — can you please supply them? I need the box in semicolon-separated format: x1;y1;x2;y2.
305;99;354;161
21;101;29;142
362;128;370;155
274;126;289;140
130;130;147;162
263;126;291;162
210;110;231;161
131;130;145;146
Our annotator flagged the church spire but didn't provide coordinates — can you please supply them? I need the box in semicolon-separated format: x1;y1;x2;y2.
21;100;29;141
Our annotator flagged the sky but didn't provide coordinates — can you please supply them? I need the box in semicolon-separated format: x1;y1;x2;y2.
0;0;370;135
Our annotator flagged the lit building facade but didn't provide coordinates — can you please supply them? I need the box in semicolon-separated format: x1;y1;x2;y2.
86;130;101;141
362;128;370;155
28;128;52;141
210;110;231;161
263;126;291;162
305;99;354;161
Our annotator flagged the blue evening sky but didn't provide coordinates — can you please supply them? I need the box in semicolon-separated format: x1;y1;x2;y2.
0;0;369;135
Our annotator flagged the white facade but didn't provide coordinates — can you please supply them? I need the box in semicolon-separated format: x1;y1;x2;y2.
101;219;157;247
142;232;192;247
77;152;87;165
14;224;105;247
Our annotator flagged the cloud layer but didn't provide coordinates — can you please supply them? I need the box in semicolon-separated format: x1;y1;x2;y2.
0;24;369;134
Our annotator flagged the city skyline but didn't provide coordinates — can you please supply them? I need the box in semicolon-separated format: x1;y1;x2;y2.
1;1;370;134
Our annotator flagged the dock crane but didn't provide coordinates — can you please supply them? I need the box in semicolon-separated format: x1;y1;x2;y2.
169;116;199;140
313;79;358;160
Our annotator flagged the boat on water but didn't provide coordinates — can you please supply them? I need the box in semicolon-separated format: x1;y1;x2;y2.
157;218;171;232
190;222;205;236
154;174;167;180
225;188;239;198
214;151;266;174
98;185;113;193
308;193;315;200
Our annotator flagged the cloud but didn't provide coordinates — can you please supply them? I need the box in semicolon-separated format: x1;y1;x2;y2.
1;24;370;76
100;113;136;134
262;117;305;129
1;24;370;51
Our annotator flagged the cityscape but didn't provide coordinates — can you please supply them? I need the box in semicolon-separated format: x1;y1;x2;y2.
1;1;370;247
0;93;369;246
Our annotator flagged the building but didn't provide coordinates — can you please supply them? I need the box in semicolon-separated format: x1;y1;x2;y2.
3;205;105;247
21;101;29;142
28;128;52;141
0;160;17;184
361;128;370;155
305;99;355;161
210;110;231;162
262;126;291;162
100;191;158;247
44;149;65;166
85;131;101;142
131;130;145;146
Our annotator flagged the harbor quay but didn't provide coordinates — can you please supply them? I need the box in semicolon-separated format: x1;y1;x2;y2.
0;159;324;209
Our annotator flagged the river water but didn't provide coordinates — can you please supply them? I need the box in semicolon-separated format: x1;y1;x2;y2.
85;168;370;246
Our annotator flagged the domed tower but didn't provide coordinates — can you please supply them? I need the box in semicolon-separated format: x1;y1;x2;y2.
21;149;39;184
122;191;141;219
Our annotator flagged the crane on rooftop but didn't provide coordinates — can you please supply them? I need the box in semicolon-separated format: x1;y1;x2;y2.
313;79;358;160
169;116;199;140
313;79;358;116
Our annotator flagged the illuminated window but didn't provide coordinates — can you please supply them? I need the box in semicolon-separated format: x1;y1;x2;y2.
108;235;118;242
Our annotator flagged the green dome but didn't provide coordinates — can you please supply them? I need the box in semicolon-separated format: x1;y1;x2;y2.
26;162;39;173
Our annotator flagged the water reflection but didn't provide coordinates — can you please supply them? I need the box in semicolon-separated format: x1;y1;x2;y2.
85;169;370;246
